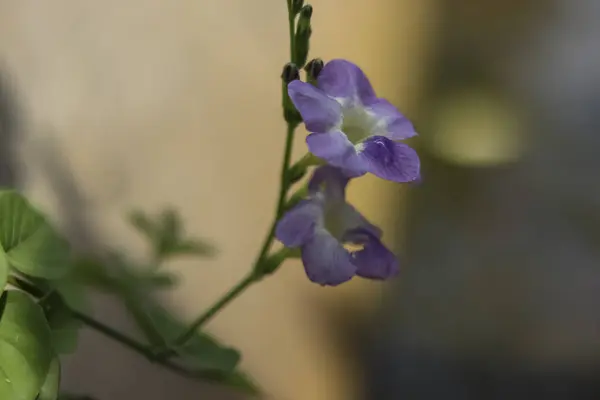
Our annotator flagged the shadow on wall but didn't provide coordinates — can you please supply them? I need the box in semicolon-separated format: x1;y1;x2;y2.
0;68;20;188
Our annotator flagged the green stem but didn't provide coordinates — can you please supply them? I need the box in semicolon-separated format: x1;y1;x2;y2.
7;275;204;381
163;0;300;355
168;271;258;348
71;309;156;359
277;122;298;216
70;310;229;381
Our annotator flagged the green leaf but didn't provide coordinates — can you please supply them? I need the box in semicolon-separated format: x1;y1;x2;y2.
143;304;240;373
0;292;7;325
166;240;215;258
0;247;8;291
42;293;81;355
126;210;157;244
209;371;261;395
67;257;113;294
128;208;215;262
37;357;60;400
145;303;259;394
0;190;71;279
159;208;181;244
144;271;178;289
0;290;53;400
48;278;90;314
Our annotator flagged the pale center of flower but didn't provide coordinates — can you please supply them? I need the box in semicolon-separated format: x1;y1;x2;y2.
343;242;365;253
341;106;378;144
321;204;367;255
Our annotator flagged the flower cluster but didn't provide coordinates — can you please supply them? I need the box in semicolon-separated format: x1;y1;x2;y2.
276;59;420;286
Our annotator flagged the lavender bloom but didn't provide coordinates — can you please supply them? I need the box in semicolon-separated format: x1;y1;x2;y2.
276;166;399;286
288;59;420;182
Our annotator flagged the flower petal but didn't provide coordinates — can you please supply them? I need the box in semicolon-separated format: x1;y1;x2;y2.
306;131;367;175
367;99;417;140
288;80;342;133
275;198;322;248
301;229;356;286
358;136;420;182
338;203;383;239
318;59;376;105
307;165;350;203
351;232;399;280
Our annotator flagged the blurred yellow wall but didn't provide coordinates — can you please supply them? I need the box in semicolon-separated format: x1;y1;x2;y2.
0;1;437;399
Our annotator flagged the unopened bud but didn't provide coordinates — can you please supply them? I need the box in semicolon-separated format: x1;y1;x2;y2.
304;58;324;83
299;4;313;21
281;62;300;83
293;5;313;67
281;63;302;124
291;0;305;15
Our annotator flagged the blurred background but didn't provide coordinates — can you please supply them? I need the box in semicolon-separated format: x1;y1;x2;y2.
1;0;600;399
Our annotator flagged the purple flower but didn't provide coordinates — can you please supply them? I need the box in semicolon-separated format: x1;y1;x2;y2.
288;59;420;183
275;166;399;286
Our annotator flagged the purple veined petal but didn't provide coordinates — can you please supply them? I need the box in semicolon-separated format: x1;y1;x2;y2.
318;59;376;105
366;99;418;140
306;131;368;175
358;136;420;183
288;80;342;133
349;230;399;280
275;198;323;248
307;165;350;203
301;229;357;286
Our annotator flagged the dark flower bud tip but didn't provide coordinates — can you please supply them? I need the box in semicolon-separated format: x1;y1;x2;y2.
304;58;324;80
297;5;313;34
300;4;313;19
294;5;313;68
281;62;300;83
291;0;305;15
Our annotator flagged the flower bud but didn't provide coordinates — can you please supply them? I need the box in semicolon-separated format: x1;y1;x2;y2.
281;62;300;84
281;63;302;124
304;58;324;84
286;165;307;185
293;5;313;68
291;0;305;15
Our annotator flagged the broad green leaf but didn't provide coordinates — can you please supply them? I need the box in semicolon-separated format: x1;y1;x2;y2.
0;191;71;279
0;292;6;326
0;247;8;291
37;357;60;400
0;290;53;400
49;278;90;314
42;293;81;355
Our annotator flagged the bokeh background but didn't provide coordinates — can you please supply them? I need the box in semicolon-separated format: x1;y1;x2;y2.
1;0;599;399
